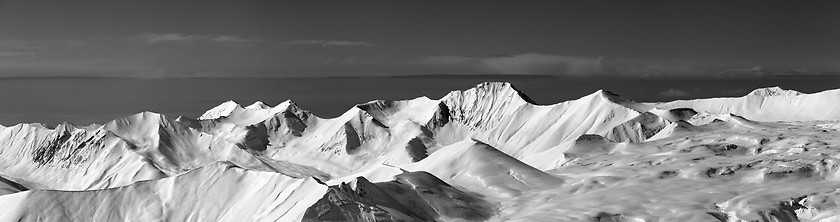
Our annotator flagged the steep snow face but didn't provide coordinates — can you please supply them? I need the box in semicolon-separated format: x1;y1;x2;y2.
749;86;803;97
304;172;496;222
403;140;565;198
0;162;327;222
438;82;534;132
433;85;644;164
105;112;329;179
605;112;671;143
180;82;667;179
198;100;241;120
197;100;295;125
183;82;650;178
7;82;840;222
184;97;436;177
656;87;840;121
0;110;329;194
0;122;166;191
605;108;701;143
355;97;440;127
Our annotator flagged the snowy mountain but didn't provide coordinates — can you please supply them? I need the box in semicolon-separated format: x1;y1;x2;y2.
655;86;840;121
1;82;840;221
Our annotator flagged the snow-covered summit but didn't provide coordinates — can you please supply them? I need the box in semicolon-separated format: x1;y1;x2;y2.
198;100;241;120
244;100;271;109
4;82;840;222
656;87;840;121
748;86;803;97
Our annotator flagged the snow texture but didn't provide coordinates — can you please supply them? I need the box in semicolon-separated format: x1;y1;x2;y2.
2;83;840;222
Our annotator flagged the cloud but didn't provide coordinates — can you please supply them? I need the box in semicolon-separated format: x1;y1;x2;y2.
422;53;604;75
0;40;85;49
131;33;195;43
659;89;690;97
132;34;374;49
210;35;259;43
132;34;374;48
285;40;374;47
416;53;797;78
131;33;263;44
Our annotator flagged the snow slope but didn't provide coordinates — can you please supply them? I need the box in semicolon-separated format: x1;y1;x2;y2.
0;122;166;190
0;162;327;221
656;86;840;121
304;171;496;222
2;82;840;222
183;82;658;178
178;83;653;178
0;111;329;193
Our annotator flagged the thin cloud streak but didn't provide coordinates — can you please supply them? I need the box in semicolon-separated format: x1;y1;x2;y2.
131;34;373;48
423;53;604;75
285;40;374;47
131;33;264;44
0;40;86;49
417;53;826;78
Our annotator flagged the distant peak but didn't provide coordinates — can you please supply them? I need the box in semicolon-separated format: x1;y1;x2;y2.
449;82;536;104
596;89;622;101
594;89;650;112
467;82;516;95
56;121;78;131
220;100;241;106
281;99;295;106
244;101;270;109
198;100;243;120
281;100;308;114
748;86;802;97
174;115;192;122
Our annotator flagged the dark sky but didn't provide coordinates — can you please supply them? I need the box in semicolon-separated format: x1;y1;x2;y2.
1;0;838;78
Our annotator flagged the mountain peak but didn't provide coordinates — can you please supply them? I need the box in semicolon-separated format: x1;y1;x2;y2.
198;100;242;120
447;82;536;104
748;86;802;97
245;101;270;109
594;89;650;112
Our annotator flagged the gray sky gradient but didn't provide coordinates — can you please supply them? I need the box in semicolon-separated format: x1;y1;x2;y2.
0;0;838;78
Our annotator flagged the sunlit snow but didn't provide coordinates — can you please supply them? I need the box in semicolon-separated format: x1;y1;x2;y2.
1;82;839;221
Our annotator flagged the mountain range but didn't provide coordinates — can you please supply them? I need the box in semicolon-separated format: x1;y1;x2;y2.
1;82;840;221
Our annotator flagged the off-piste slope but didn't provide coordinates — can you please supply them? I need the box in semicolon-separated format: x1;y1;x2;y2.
4;82;840;222
304;171;496;222
605;108;698;143
184;82;669;177
493;119;840;221
655;86;840;121
402;139;565;198
106;111;328;179
0;162;327;222
0;111;328;194
0;161;496;222
0;122;166;191
429;84;646;160
181;98;431;176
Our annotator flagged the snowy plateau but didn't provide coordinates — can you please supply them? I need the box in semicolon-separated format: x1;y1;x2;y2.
1;82;840;222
